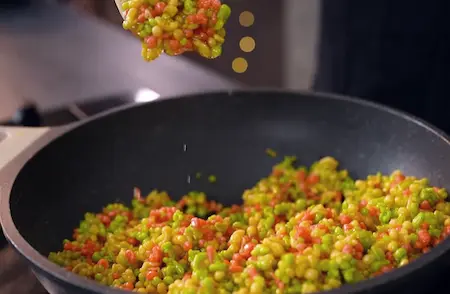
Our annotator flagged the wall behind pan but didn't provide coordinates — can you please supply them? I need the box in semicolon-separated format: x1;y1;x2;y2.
62;0;320;90
283;0;320;90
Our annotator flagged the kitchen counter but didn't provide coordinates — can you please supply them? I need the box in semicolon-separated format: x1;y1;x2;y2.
0;2;241;121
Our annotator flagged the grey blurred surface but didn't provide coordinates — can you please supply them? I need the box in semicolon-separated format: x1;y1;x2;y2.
57;0;320;90
284;0;320;90
0;0;320;122
0;2;241;121
0;247;47;294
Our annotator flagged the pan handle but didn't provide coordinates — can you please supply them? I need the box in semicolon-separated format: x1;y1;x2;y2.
0;127;50;171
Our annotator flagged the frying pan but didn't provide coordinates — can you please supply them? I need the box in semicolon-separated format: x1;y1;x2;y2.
1;90;450;294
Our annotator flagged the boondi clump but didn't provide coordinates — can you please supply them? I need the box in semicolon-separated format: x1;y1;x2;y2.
49;156;450;293
120;0;231;61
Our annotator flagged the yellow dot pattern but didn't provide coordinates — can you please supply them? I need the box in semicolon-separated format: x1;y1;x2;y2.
232;58;248;73
239;11;255;27
232;11;255;74
239;36;256;53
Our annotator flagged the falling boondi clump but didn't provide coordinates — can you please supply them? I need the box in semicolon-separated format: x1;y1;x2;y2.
120;0;231;61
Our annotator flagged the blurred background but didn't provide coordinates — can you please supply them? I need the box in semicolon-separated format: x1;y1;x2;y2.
49;0;319;89
0;0;320;125
2;0;450;131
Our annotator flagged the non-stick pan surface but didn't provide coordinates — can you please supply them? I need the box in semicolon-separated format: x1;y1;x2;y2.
2;90;450;294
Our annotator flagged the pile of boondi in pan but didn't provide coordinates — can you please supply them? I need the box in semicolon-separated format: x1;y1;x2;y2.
49;156;450;293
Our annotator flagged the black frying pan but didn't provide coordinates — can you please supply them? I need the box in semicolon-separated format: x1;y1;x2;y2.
1;90;450;294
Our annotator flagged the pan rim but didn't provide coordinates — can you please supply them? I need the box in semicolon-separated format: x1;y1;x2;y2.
2;88;450;294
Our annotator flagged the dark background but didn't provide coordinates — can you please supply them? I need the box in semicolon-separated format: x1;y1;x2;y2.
59;0;286;87
2;0;321;122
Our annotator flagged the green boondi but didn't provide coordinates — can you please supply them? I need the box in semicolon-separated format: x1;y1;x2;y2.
265;148;277;158
49;156;450;293
208;175;217;183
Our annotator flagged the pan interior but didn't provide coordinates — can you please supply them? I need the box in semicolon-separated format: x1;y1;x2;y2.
8;91;450;256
